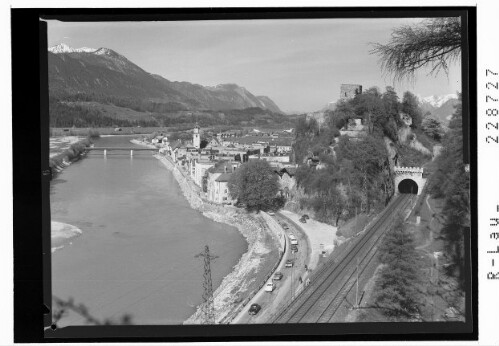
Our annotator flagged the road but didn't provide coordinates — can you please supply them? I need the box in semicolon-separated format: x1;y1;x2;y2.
271;194;413;323
231;213;312;324
278;210;337;271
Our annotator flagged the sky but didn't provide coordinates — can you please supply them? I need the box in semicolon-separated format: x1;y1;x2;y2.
47;18;461;113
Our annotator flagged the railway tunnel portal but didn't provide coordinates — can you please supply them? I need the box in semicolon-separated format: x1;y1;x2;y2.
393;166;426;195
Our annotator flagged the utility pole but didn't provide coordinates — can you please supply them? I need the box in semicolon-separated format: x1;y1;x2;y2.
195;245;218;324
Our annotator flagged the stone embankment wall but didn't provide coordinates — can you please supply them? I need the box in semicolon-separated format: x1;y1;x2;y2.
260;212;285;252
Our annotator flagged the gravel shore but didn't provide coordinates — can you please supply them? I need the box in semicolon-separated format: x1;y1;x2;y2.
51;221;82;253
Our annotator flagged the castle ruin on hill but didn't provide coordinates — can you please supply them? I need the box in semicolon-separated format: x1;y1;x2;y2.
340;84;362;100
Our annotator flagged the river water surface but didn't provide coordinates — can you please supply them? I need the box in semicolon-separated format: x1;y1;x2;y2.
50;135;247;325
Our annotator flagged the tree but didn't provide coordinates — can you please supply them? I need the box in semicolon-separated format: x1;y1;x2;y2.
421;116;444;141
371;17;461;81
336;136;391;213
227;160;281;212
327;99;356;130
374;215;422;319
401;91;423;129
52;296;133;327
427;94;469;284
373;17;467;286
382;86;400;120
349;88;384;135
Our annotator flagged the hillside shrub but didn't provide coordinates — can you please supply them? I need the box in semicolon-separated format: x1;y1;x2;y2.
396;144;431;167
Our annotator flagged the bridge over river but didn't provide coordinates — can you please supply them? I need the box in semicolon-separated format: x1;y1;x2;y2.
85;147;159;157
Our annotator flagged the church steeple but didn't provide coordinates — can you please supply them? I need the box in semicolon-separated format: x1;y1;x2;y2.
193;123;200;149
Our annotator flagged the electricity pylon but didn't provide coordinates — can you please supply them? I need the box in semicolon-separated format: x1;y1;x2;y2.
195;245;218;324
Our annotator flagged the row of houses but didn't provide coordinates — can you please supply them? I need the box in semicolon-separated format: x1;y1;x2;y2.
205;133;293;154
150;125;298;205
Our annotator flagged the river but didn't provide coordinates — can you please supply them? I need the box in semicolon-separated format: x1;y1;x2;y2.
50;135;247;325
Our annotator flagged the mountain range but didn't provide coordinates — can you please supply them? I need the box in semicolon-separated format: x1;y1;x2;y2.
417;94;459;125
48;43;283;114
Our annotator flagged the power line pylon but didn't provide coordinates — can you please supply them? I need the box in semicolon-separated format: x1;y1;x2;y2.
195;245;218;324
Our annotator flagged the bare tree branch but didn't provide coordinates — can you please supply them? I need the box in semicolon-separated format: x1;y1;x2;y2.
371;18;462;81
52;296;133;328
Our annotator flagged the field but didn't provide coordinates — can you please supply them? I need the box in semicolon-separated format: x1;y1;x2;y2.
67;101;155;121
50;127;172;137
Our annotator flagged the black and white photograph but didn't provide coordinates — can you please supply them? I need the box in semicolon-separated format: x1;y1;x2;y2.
9;4;483;344
45;14;470;327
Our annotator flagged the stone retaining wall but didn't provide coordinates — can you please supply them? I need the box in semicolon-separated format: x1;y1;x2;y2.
260;212;285;251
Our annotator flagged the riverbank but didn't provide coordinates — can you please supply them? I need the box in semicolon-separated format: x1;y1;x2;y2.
50;136;84;158
153;153;281;324
51;221;82;253
49;137;93;179
130;138;157;149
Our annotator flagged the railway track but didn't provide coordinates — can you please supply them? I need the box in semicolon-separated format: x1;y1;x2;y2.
271;194;413;323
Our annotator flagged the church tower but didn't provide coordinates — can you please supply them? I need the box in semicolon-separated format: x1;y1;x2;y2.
193;123;200;149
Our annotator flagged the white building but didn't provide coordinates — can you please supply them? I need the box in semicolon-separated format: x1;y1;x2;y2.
251;155;290;164
212;173;232;204
206;163;235;203
339;118;367;140
162;136;169;146
193;124;200;149
192;159;216;187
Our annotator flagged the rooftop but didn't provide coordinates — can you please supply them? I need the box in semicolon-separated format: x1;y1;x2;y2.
215;173;232;182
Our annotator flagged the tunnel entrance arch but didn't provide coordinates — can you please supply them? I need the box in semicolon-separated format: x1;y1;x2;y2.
398;178;419;194
393;166;426;196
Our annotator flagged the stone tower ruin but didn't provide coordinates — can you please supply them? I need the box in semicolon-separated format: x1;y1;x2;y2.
340;84;362;100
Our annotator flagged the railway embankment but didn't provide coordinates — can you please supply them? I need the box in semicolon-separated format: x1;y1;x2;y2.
271;194;414;323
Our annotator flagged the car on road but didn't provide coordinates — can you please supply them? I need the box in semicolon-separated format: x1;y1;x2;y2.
291;245;298;253
273;271;283;280
289;234;298;245
285;259;294;268
267;211;275;216
265;282;275;292
248;303;261;315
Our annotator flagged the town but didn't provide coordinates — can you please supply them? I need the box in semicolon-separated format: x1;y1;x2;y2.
139;84;373;207
42;15;471;335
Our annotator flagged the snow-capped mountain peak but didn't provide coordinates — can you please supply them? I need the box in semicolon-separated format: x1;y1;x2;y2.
48;43;97;54
94;47;117;56
76;47;98;53
417;93;458;108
